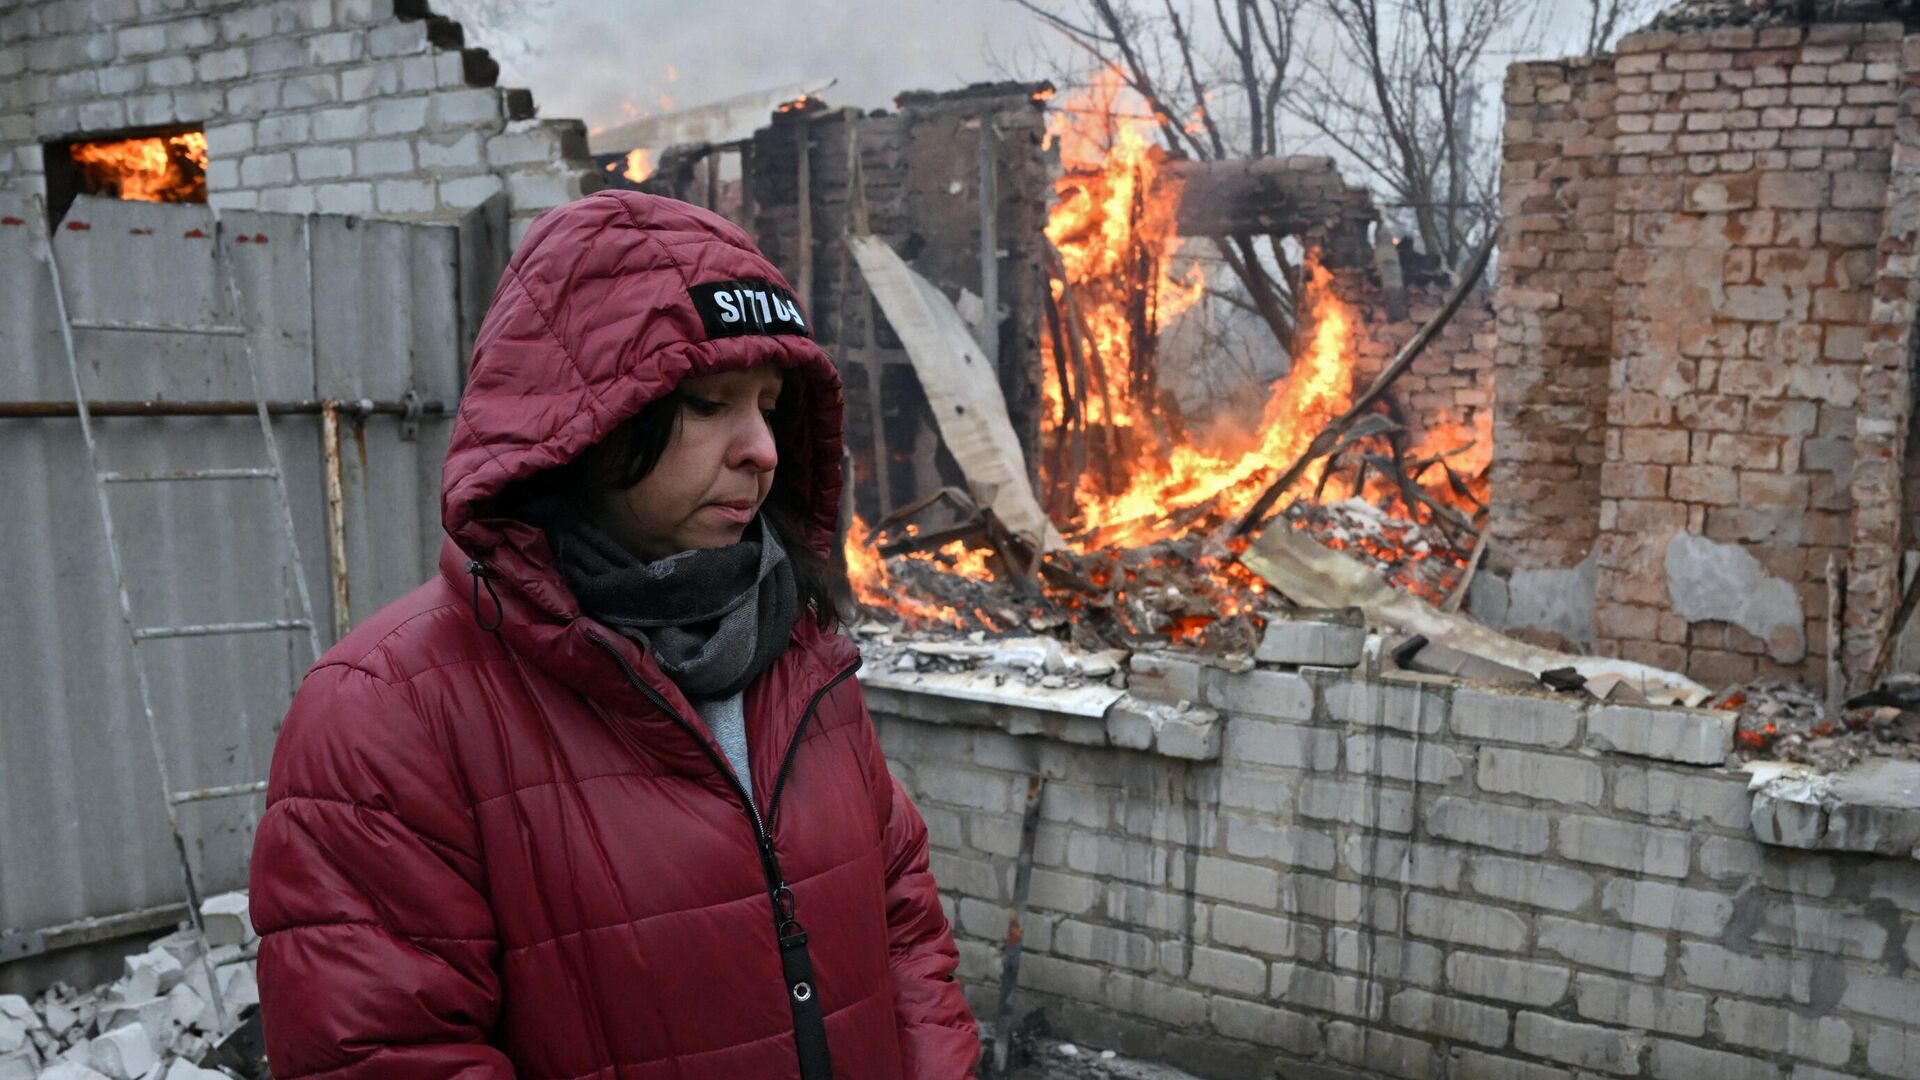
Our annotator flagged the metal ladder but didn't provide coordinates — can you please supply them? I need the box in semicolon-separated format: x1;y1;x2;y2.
32;195;324;1032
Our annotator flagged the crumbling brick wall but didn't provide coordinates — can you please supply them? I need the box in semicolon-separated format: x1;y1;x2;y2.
1334;274;1497;483
1492;58;1617;580
746;85;1052;526
866;648;1920;1078
0;0;602;238
1489;21;1920;689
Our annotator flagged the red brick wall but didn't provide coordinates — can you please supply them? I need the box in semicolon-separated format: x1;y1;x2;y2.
1592;22;1899;686
1491;58;1618;575
1493;22;1919;690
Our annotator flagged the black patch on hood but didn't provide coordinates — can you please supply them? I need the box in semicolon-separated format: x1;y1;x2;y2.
690;279;810;340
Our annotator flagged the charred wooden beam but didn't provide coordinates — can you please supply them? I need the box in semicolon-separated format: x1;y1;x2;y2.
1162;156;1376;263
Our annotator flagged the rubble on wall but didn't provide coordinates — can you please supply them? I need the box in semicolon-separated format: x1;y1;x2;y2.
1653;0;1920;30
0;895;259;1080
1713;677;1920;766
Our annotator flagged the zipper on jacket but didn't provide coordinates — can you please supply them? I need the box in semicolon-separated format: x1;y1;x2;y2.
586;630;856;1078
583;629;859;899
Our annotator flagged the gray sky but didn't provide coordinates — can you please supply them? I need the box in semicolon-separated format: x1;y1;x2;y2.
448;1;1050;133
443;1;1619;145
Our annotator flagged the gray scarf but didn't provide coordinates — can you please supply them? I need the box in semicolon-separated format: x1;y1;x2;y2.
545;515;798;700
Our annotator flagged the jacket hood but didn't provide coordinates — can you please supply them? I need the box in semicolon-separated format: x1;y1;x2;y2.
441;191;843;620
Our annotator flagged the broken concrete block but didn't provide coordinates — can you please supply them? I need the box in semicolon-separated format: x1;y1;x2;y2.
1586;704;1734;765
0;1048;40;1080
164;1060;232;1080
1256;613;1367;668
97;996;176;1058
198;893;253;948
1104;699;1156;751
217;963;259;1011
57;1036;92;1066
120;949;183;1002
87;1024;158;1080
150;930;201;972
42;998;79;1038
1128;651;1203;703
0;996;31;1055
37;1062;112;1080
1155;709;1222;760
163;982;211;1040
1751;782;1829;850
1101;694;1222;760
1824;759;1920;857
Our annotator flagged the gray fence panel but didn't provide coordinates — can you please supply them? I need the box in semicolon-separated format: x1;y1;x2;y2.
310;214;464;619
0;201;65;400
0;198;491;993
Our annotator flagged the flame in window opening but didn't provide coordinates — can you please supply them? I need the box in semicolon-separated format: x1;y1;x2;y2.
69;132;208;203
623;148;652;184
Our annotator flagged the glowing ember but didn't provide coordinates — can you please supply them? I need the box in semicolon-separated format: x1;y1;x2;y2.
69;132;207;203
845;514;968;630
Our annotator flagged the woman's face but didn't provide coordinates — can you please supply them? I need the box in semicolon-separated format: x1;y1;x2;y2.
592;363;784;561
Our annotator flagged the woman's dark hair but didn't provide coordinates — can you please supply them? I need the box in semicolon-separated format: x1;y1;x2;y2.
526;385;848;628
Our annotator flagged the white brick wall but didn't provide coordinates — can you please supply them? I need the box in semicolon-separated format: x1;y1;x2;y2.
869;629;1920;1078
7;0;602;233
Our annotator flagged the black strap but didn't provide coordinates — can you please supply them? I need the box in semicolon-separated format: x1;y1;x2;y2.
779;927;834;1079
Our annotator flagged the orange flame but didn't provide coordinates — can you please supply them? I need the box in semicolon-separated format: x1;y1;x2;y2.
843;70;1487;637
1072;258;1356;545
1040;70;1486;546
69;132;207;203
623;148;652;184
1044;68;1204;435
845;514;968;629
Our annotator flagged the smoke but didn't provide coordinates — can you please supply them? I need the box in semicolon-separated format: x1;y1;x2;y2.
438;0;1042;131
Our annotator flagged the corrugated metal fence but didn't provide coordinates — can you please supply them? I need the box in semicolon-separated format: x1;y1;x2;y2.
0;193;504;991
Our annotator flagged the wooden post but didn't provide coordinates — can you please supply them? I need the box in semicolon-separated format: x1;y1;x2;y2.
977;119;999;365
738;143;756;242
989;775;1046;1079
796;120;813;315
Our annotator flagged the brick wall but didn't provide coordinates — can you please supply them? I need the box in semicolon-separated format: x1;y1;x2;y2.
868;646;1920;1079
1492;58;1617;576
1;0;602;239
1334;274;1498;479
1594;22;1899;687
1490;21;1920;690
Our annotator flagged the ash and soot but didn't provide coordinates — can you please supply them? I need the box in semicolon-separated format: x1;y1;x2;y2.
842;71;1487;653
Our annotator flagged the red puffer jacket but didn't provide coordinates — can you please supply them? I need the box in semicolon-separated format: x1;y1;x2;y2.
249;192;979;1079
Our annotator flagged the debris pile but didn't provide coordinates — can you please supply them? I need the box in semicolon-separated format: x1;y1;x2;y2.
1716;678;1920;769
854;625;1129;692
1282;498;1473;605
1650;0;1915;32
0;895;258;1080
852;518;1292;655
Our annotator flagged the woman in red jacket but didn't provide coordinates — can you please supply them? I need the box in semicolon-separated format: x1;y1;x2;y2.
249;191;980;1079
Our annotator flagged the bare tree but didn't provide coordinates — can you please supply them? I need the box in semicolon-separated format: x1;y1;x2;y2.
1583;0;1658;55
1287;0;1537;268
